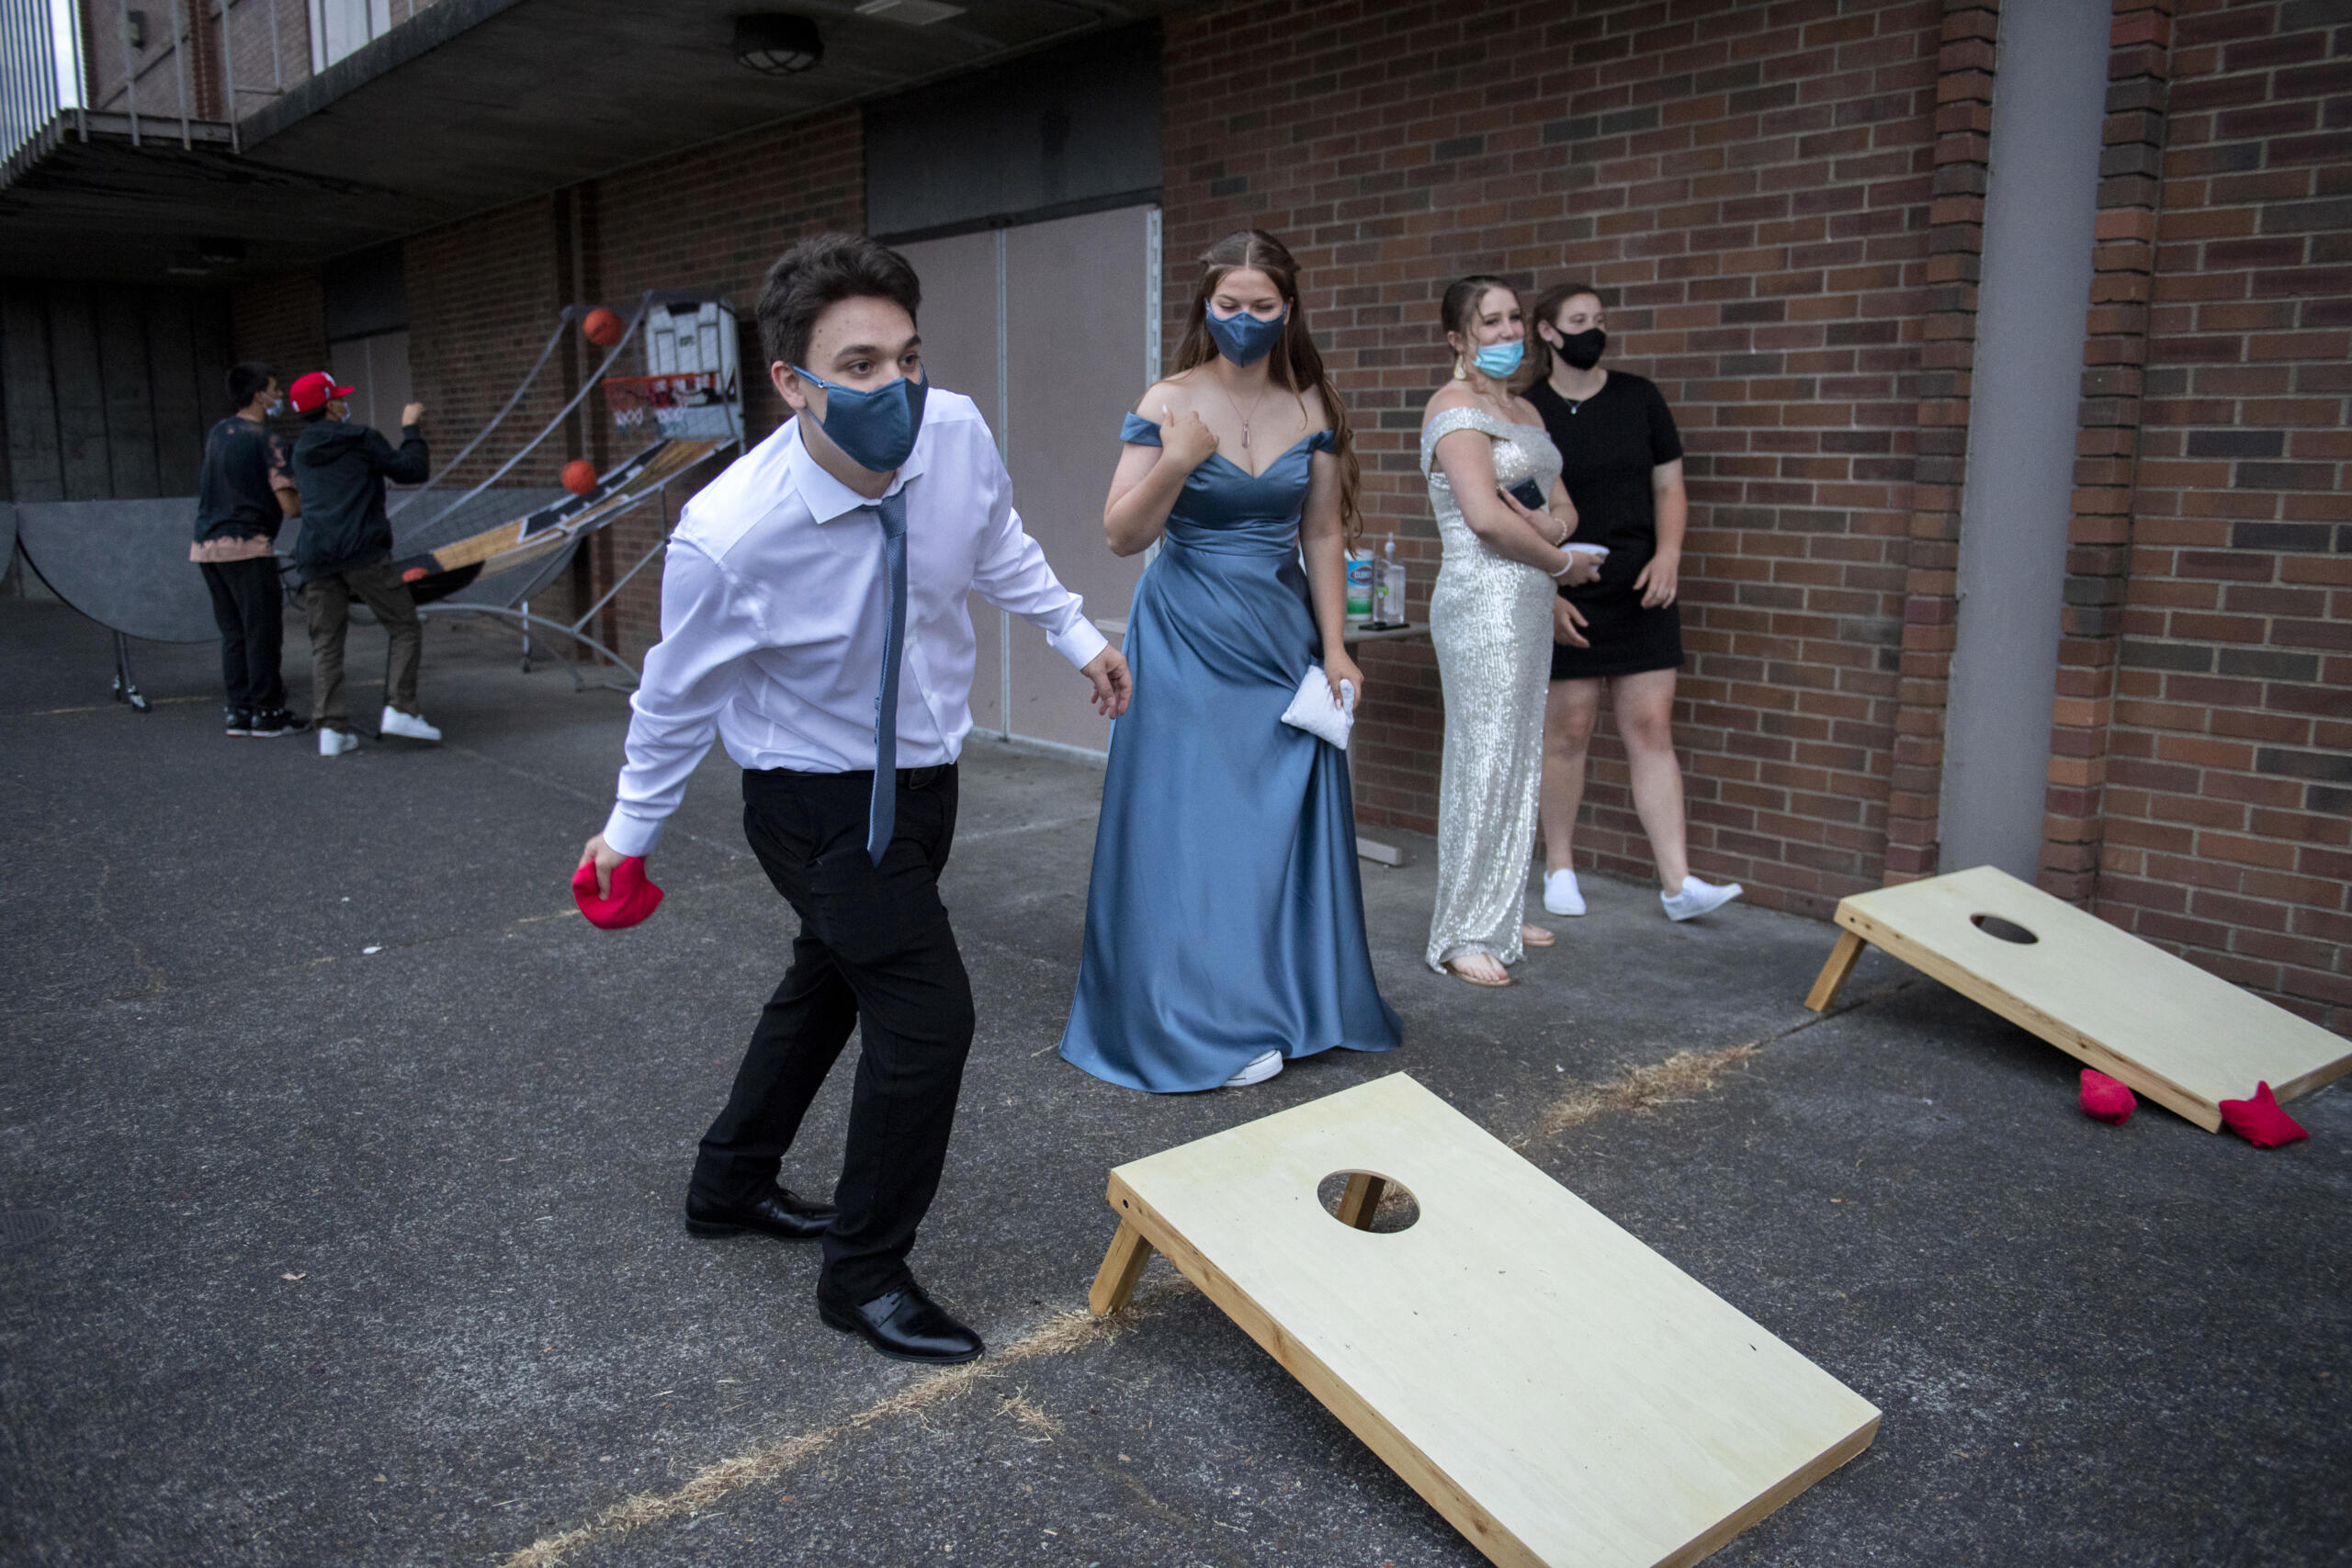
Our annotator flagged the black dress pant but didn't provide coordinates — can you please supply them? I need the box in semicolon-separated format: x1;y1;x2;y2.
692;763;975;1304
198;556;287;714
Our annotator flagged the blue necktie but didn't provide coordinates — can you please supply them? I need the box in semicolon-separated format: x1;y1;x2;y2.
865;489;909;863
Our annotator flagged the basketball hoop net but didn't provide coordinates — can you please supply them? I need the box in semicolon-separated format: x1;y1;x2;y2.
602;371;737;441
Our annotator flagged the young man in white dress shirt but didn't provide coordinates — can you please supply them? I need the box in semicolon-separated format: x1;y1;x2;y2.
578;233;1131;1364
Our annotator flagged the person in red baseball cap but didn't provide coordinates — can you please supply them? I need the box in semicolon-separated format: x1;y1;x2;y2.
287;374;436;754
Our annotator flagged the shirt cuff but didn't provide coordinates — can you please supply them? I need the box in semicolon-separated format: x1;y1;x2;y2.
601;803;667;858
1047;616;1110;671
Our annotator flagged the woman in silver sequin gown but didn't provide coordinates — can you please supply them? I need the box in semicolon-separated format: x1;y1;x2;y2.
1420;277;1602;984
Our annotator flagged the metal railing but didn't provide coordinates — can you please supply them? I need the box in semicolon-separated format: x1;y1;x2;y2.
2;0;447;184
1;0;82;180
101;0;221;149
2;0;323;178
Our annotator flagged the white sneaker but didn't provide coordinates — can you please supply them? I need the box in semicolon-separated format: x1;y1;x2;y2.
1661;876;1743;922
1222;1050;1284;1089
318;727;359;757
1543;868;1587;916
380;705;442;742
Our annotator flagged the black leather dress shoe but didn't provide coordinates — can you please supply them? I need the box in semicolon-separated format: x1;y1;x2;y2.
683;1186;836;1241
817;1280;985;1364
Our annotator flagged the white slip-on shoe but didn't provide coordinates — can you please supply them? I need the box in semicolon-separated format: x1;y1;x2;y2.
1222;1049;1284;1089
318;727;359;758
1661;875;1743;922
380;705;443;742
1543;868;1587;916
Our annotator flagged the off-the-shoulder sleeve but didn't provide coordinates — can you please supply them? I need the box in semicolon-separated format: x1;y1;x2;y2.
1120;412;1162;446
1419;406;1502;476
1305;428;1337;455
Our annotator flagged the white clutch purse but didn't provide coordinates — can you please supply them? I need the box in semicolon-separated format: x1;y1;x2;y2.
1280;664;1356;750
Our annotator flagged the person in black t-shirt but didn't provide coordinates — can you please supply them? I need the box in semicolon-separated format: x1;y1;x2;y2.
1525;284;1742;925
190;362;305;738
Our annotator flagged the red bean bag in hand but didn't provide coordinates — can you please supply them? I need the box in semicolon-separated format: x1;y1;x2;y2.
2078;1069;2137;1125
572;855;664;930
2218;1081;2308;1149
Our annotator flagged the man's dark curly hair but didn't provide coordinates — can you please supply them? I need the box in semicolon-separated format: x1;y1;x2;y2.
756;232;922;371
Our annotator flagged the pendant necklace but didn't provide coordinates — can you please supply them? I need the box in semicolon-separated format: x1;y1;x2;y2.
1217;374;1272;459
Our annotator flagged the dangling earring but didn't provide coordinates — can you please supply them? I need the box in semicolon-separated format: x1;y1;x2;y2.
1452;355;1468;380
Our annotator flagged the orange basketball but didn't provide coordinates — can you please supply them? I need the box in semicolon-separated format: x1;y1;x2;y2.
561;458;598;495
581;307;624;348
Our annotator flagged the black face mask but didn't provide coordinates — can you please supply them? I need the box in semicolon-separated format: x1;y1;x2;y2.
1550;325;1606;371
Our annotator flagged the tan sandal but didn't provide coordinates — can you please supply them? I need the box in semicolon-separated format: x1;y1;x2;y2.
1444;955;1513;987
1521;923;1555;948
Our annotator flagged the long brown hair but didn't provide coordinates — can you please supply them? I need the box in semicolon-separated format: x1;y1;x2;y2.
1171;230;1363;538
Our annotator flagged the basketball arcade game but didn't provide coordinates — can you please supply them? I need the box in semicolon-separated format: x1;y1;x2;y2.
388;290;745;684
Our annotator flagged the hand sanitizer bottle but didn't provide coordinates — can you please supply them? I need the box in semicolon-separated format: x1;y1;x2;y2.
1374;535;1406;627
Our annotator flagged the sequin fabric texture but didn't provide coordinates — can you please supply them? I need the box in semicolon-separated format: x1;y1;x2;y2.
1420;406;1565;971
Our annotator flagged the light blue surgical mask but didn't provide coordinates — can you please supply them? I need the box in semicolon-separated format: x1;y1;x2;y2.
1473;339;1525;378
793;366;928;471
1204;305;1287;368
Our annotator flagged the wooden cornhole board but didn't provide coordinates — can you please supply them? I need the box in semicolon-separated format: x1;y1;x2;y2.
1803;863;2352;1131
1088;1074;1880;1568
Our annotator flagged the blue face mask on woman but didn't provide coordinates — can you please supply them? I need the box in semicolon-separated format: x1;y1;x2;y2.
1472;339;1525;378
1204;306;1287;368
793;366;929;471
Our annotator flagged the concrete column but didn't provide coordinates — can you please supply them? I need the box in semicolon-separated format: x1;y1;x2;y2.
1939;0;2113;878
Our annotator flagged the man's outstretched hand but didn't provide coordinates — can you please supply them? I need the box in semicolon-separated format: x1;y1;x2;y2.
1080;647;1133;719
578;832;626;899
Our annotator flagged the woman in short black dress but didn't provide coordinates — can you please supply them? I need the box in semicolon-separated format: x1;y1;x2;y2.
1526;282;1742;924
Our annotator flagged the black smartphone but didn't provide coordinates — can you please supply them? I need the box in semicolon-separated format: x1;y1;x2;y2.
1504;478;1545;510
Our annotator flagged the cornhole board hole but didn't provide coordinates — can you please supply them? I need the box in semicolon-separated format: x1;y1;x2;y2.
1803;863;2352;1132
1088;1074;1880;1568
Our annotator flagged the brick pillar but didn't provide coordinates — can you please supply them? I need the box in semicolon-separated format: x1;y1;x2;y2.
183;0;228;123
1885;0;1998;884
2039;0;2175;904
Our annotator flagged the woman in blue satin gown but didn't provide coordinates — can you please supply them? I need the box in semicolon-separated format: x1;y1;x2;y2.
1059;230;1402;1093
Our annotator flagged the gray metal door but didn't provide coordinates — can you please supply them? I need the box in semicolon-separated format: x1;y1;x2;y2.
897;203;1158;759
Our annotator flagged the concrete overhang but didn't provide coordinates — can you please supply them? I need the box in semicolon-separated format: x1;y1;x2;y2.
0;0;1174;285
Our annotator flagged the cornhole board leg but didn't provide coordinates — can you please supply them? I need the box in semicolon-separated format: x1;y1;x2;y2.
1804;930;1867;1012
1094;1074;1881;1568
1812;864;2352;1132
1089;1218;1153;1318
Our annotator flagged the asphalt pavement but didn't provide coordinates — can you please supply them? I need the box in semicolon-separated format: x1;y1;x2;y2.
2;598;2346;1568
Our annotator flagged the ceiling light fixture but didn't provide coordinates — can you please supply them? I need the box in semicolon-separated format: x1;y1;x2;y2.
732;13;824;75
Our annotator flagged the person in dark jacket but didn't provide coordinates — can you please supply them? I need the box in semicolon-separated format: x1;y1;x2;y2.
286;371;439;756
192;362;305;738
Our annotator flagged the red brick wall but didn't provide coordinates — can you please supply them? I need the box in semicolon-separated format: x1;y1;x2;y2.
228;267;325;381
397;197;576;621
1163;0;1945;917
402;195;570;494
2097;0;2352;1031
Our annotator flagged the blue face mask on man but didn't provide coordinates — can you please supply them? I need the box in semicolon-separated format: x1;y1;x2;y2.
793;365;929;471
1472;338;1525;378
1204;305;1287;368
